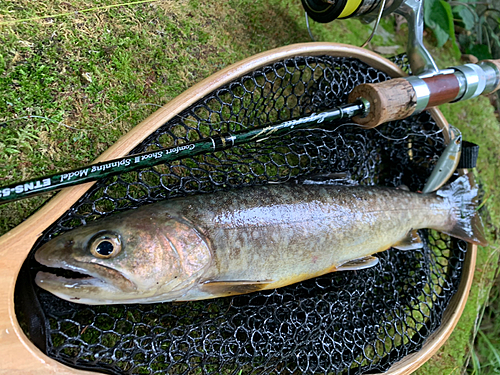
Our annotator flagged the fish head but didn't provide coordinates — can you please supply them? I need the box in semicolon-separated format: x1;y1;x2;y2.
35;208;212;304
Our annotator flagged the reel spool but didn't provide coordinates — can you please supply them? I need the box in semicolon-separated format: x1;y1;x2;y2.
301;0;401;23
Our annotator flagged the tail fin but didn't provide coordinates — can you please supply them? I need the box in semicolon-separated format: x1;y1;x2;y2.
436;174;488;246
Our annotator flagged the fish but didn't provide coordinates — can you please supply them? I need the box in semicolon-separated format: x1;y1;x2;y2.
34;174;487;305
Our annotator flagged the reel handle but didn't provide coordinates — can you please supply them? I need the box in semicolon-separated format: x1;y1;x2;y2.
348;60;500;128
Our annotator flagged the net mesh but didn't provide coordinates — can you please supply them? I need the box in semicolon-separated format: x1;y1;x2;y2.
15;54;468;375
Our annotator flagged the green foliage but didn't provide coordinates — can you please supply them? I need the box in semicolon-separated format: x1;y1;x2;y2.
454;5;476;31
453;3;500;59
424;0;500;59
424;0;456;47
468;280;500;375
467;43;492;60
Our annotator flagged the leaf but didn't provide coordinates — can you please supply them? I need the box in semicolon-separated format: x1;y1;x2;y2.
458;33;475;51
486;23;500;52
466;44;493;60
440;0;461;57
424;0;455;47
371;45;402;55
453;5;476;31
424;0;438;27
440;1;456;40
433;25;451;48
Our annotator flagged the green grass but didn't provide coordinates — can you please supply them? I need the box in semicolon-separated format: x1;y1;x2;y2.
468;272;500;375
1;1;500;374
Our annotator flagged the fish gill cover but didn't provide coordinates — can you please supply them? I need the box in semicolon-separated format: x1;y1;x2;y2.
15;54;467;374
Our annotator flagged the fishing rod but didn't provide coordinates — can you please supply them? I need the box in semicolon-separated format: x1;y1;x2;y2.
1;55;499;205
0;101;367;204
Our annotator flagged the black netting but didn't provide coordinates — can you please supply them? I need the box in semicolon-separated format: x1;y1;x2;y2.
15;54;467;375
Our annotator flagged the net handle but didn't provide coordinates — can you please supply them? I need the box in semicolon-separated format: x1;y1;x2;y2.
0;42;457;374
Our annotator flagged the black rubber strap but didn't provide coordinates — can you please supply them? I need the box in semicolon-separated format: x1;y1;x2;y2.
458;141;480;169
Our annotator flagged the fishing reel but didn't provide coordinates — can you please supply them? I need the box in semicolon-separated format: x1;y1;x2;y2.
301;0;401;22
302;0;439;76
302;0;500;124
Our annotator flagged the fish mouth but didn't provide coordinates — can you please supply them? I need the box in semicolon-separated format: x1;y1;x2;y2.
35;270;113;298
36;262;94;280
34;256;137;299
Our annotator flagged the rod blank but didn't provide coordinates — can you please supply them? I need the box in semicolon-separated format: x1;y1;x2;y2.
0;102;365;204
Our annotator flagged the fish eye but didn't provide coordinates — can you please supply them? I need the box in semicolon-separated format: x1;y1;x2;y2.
89;233;122;259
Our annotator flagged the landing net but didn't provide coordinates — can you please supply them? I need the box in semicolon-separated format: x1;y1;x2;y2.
15;54;467;374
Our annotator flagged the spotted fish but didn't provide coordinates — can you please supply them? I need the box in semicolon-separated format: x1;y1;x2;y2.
35;174;486;304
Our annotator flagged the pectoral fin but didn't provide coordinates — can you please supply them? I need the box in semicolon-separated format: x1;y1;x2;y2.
393;230;423;251
337;256;379;271
200;279;272;296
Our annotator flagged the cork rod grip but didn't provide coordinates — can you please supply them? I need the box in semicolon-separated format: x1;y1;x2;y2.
348;59;500;128
347;78;417;128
